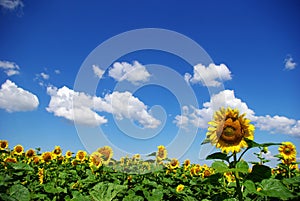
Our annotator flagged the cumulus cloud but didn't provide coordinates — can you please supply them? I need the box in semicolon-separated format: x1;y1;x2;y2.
284;56;297;70
54;69;60;74
188;63;232;87
0;0;23;10
108;61;150;85
0;60;20;76
92;64;105;78
46;86;160;128
173;89;300;137
46;86;107;127
0;80;39;112
255;115;300;136
174;90;254;129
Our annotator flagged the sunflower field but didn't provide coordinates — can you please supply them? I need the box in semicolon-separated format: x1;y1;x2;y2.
1;107;300;201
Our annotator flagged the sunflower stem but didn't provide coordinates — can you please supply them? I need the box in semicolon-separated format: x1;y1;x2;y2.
237;147;250;162
234;153;243;201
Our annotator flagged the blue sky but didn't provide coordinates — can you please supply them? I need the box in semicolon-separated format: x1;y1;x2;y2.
0;0;300;166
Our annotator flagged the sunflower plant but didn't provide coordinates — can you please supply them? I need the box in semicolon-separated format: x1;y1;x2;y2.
202;107;294;201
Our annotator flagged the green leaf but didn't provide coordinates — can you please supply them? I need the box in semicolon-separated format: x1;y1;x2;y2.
248;164;271;182
260;178;294;200
235;161;249;174
9;163;34;171
89;182;126;201
260;142;282;147
244;138;261;148
8;184;30;201
206;152;228;161
211;161;229;173
147;152;157;157
243;180;256;193
201;138;211;145
144;189;163;201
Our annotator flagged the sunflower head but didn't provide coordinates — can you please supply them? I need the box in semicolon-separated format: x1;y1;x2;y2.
76;150;87;162
52;146;62;158
169;158;180;169
133;154;141;160
0;140;8;150
97;146;113;164
41;152;53;163
89;152;103;169
4;157;17;164
206;107;255;154
183;159;191;170
156;145;167;161
65;150;72;159
279;142;297;160
176;184;184;192
190;165;201;176
13;145;24;155
25;149;36;158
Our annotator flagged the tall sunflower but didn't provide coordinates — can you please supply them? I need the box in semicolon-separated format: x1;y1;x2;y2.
97;146;113;165
89;152;103;169
278;142;296;160
25;149;36;158
0;140;8;150
41;152;53;163
76;150;87;162
206;107;255;154
156;145;167;161
52;146;62;159
13;145;24;155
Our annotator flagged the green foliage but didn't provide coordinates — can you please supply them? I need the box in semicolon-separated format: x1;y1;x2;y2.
0;140;299;200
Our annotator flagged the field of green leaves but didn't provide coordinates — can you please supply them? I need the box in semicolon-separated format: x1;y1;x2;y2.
1;107;299;200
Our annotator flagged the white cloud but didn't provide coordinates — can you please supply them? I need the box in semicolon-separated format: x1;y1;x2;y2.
284;56;297;70
54;69;60;74
108;61;150;85
46;86;108;127
0;80;39;112
184;73;192;84
40;72;49;80
173;89;300;137
46;86;160;128
189;63;232;87
255;115;300;136
92;64;105;78
0;0;23;10
0;60;20;76
94;91;161;128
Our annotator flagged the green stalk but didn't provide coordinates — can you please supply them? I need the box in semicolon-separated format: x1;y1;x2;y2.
234;153;243;201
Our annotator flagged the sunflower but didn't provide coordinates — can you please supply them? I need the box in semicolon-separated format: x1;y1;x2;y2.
25;149;36;158
38;168;44;184
4;157;17;163
13;144;24;155
156;145;167;161
65;150;72;159
76;150;87;162
183;159;190;170
133;154;141;160
97;146;113;165
41;152;53;163
169;158;180;169
89;152;103;169
278;142;297;160
52;146;62;158
206;107;255;154
33;156;40;164
176;184;184;192
190;164;202;176
0;140;8;150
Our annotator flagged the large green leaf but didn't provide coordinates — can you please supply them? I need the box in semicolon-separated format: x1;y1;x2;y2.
260;178;294;200
143;189;163;201
211;161;229;173
8;184;30;201
206;152;228;161
89;182;126;201
248;164;271;182
235;161;249;174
